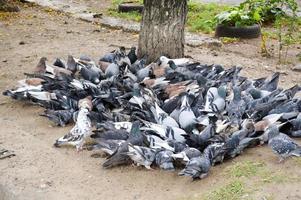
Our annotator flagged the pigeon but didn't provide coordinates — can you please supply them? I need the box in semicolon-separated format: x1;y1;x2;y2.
140;120;187;143
178;95;197;132
172;147;201;164
204;86;227;114
227;86;246;127
127;46;137;64
158;56;190;67
40;109;74;127
101;121;143;168
80;67;100;84
105;62;119;78
155;150;175;171
53;58;66;69
54;97;92;151
267;124;301;162
67;55;78;73
6;48;301;181
136;64;153;82
35;57;72;76
153;102;179;128
125;143;157;169
178;145;213;180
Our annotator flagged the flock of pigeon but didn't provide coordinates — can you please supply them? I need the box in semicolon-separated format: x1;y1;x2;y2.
3;46;301;180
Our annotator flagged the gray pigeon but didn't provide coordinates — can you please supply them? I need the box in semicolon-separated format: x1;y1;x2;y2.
227;86;246;127
178;146;212;180
125;144;156;169
105;63;119;78
172;147;201;164
155;150;175;171
267;125;301;162
101;121;143;168
178;95;197;132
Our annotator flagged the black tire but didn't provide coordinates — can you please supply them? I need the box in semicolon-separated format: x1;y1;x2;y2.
118;3;144;13
215;24;261;39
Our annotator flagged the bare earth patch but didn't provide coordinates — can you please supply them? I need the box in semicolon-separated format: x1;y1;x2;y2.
0;3;300;200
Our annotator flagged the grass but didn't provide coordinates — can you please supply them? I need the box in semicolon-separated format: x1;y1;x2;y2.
225;160;293;184
107;0;230;33
0;11;19;21
187;2;229;34
220;37;240;44
107;0;142;21
187;160;300;200
204;180;245;200
225;161;265;178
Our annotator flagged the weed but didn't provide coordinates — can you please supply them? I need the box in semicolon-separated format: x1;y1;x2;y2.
205;180;245;200
220;37;240;44
225;161;265;178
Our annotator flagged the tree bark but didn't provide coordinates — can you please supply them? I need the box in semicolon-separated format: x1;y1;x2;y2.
0;0;19;12
138;0;187;63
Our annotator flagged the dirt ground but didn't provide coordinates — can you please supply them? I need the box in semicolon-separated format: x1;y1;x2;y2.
0;2;301;200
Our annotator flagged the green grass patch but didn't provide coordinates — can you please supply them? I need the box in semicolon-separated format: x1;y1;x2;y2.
107;0;142;22
225;161;265;178
220;37;240;44
187;2;229;34
205;180;245;200
224;161;294;184
107;9;141;22
107;0;230;34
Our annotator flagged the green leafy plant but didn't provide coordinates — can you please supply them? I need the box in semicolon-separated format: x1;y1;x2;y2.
215;7;261;27
271;0;300;63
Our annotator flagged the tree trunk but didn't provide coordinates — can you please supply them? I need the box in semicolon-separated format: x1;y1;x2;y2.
0;0;19;12
138;0;187;63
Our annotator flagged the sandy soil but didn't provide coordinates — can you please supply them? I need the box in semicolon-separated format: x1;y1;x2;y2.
0;3;301;200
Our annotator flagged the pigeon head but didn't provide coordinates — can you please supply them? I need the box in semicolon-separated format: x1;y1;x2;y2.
35;57;47;73
167;60;177;70
78;96;93;111
248;88;262;99
130;46;136;52
195;74;207;86
217;85;227;99
212;64;224;74
119;46;126;56
267;124;280;140
67;55;77;73
155;150;175;171
159;56;169;66
130;120;141;136
40;57;47;63
180;95;190;110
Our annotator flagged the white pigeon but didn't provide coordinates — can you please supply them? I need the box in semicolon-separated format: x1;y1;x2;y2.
153;102;179;128
159;56;190;67
54;97;92;151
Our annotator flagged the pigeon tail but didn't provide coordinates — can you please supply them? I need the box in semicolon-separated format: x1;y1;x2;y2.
291;147;301;157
